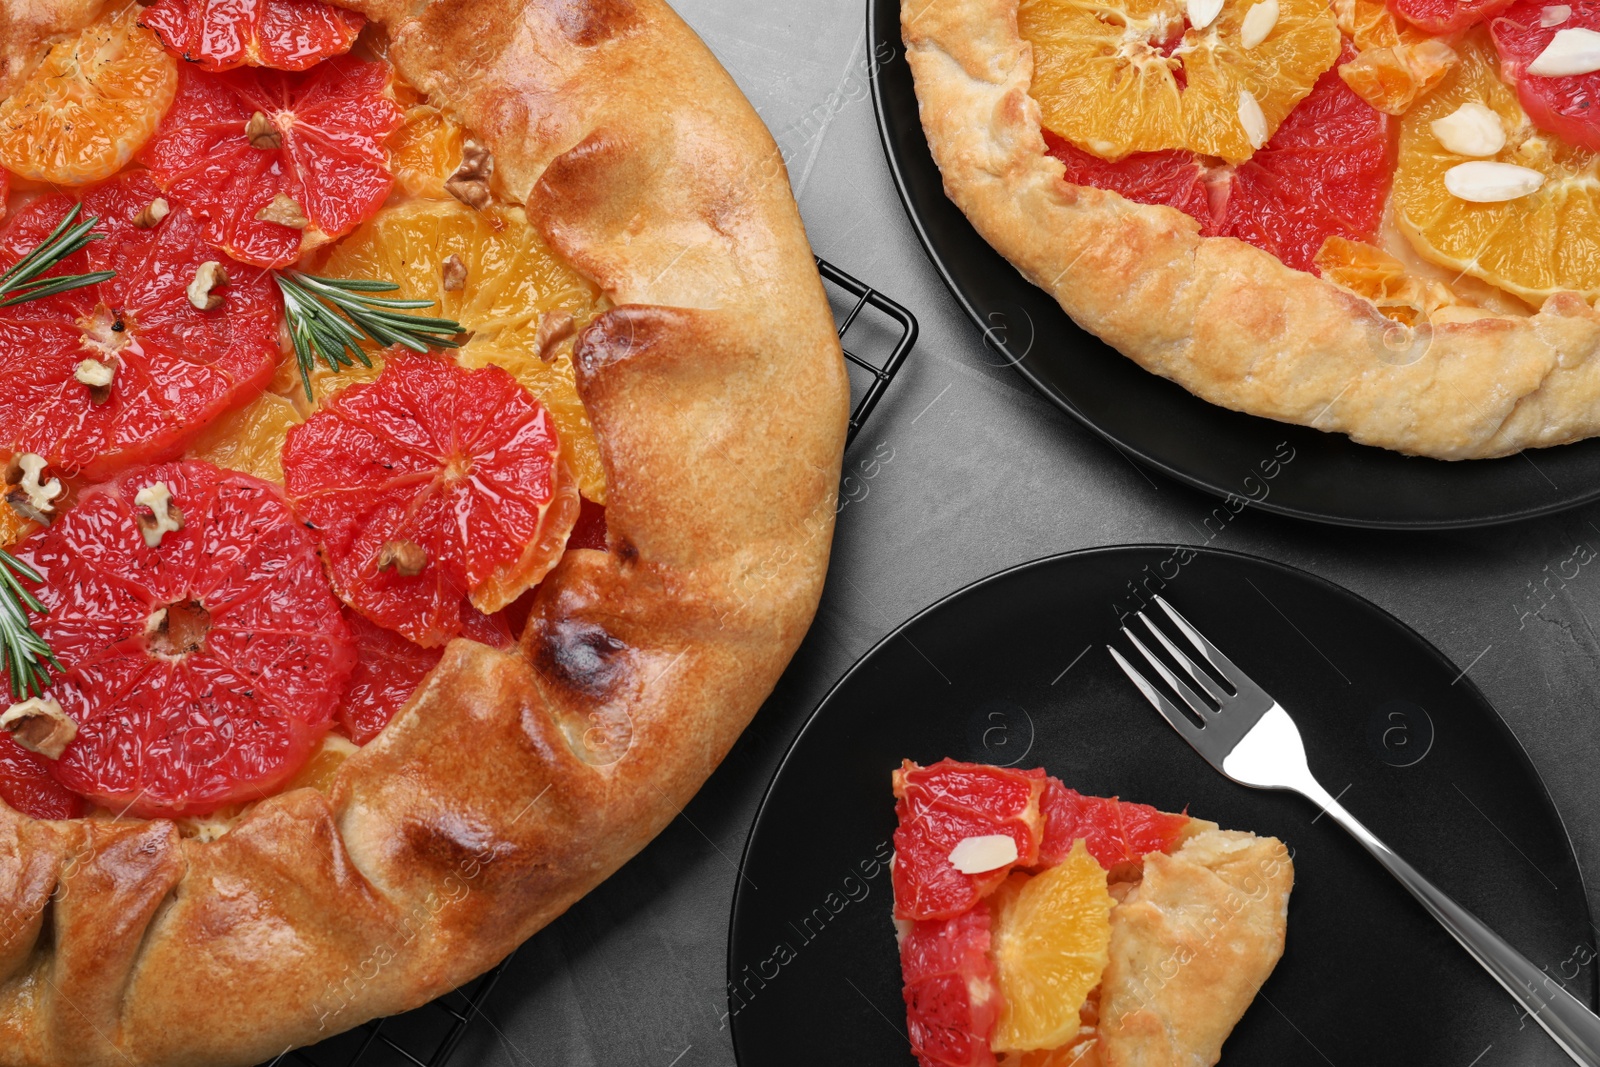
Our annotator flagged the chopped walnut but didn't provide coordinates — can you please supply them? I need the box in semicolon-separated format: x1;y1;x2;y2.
0;698;77;760
134;481;184;548
255;193;309;230
132;197;169;229
74;359;115;404
441;254;467;292
4;454;62;524
187;261;228;311
376;539;427;576
245;110;283;150
534;311;577;363
445;139;494;210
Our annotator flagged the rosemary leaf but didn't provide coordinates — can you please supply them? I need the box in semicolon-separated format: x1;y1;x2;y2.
0;204;114;311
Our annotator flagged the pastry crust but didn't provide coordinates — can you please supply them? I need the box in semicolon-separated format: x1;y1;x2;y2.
902;0;1600;460
0;1;849;1063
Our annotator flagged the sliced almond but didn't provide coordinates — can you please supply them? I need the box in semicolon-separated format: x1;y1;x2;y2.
1430;102;1506;157
187;261;228;311
0;698;76;760
376;539;427;576
5;454;61;524
441;254;467;292
1541;4;1572;25
1443;160;1546;202
947;834;1019;875
1188;0;1224;29
254;193;308;230
1240;0;1279;48
1528;26;1600;76
132;197;169;229
245;110;283;150
134;481;184;548
445;139;494;210
1237;88;1269;150
534;310;577;363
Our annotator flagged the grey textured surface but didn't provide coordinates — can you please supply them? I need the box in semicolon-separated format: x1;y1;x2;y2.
448;3;1600;1064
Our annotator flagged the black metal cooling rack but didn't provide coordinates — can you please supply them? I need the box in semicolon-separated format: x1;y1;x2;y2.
260;257;915;1067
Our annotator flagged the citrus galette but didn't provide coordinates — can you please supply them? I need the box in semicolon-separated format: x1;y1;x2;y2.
904;0;1600;458
893;759;1293;1067
0;0;848;1062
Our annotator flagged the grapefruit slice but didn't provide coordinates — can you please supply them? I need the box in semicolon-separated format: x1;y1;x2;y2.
901;903;1005;1067
0;1;178;186
1035;777;1190;876
139;0;365;73
1395;0;1515;34
281;354;580;647
892;759;1046;921
8;460;355;818
1492;0;1600;153
1018;0;1341;163
0;172;280;480
1047;50;1392;274
139;57;402;268
0;734;85;819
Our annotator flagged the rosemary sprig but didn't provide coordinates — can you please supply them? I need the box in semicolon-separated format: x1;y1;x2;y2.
275;271;463;402
0;549;59;699
0;204;114;310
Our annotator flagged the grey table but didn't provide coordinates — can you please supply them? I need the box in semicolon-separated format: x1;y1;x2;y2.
452;3;1600;1064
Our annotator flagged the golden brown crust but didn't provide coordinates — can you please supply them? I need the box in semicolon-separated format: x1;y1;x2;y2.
0;0;848;1062
903;0;1600;459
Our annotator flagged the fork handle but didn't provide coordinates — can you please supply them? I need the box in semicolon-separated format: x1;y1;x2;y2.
1304;781;1600;1065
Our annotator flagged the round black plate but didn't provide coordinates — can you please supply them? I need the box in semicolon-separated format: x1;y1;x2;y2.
867;0;1600;529
728;546;1596;1066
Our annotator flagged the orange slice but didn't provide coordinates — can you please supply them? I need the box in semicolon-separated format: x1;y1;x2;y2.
388;103;466;200
185;391;303;484
990;841;1114;1052
1332;0;1458;115
1018;0;1340;163
1313;236;1463;324
1392;33;1600;303
0;1;177;185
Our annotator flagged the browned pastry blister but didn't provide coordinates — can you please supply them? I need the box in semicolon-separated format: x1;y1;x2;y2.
0;0;849;1062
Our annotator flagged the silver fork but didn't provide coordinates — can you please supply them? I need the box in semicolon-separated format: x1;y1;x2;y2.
1110;594;1600;1066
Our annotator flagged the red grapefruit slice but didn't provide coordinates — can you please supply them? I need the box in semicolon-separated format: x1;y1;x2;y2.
1396;0;1516;34
900;903;1004;1067
1035;777;1190;876
0;734;85;819
139;57;402;268
892;759;1045;922
8;460;354;818
0;172;280;480
1493;0;1600;153
282;354;580;648
140;0;365;72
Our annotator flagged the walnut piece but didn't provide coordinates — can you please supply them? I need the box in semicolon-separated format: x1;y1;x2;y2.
187;261;228;311
445;139;494;210
245;110;283;150
441;254;467;292
0;698;77;760
134;481;185;548
534;311;577;363
133;197;169;229
74;359;115;404
4;453;62;524
377;539;427;576
255;193;309;230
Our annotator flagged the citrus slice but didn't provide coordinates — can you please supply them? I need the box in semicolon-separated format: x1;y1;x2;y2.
281;354;580;646
387;101;466;200
1047;53;1391;273
338;606;511;745
893;759;1046;921
1035;778;1189;876
139;57;402;268
1018;0;1341;163
1394;0;1515;34
1313;235;1463;323
139;0;365;72
1332;0;1460;114
1393;32;1600;303
990;842;1114;1052
0;735;85;820
185;391;303;484
567;496;608;551
0;1;177;186
316;198;608;501
0;172;281;480
9;460;355;818
1492;0;1600;152
900;903;1005;1067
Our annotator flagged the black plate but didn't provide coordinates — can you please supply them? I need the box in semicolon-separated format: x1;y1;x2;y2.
867;0;1600;529
728;546;1596;1066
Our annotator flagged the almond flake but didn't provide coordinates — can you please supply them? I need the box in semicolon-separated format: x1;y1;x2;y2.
441;254;467;292
1240;0;1279;48
1430;102;1506;157
5;454;61;524
0;698;76;760
1237;88;1269;150
947;834;1019;875
534;310;577;363
134;481;184;548
1443;160;1546;202
1541;4;1572;25
1528;26;1600;76
254;193;308;230
245;110;283;150
187;261;228;311
132;197;169;229
1188;0;1224;29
